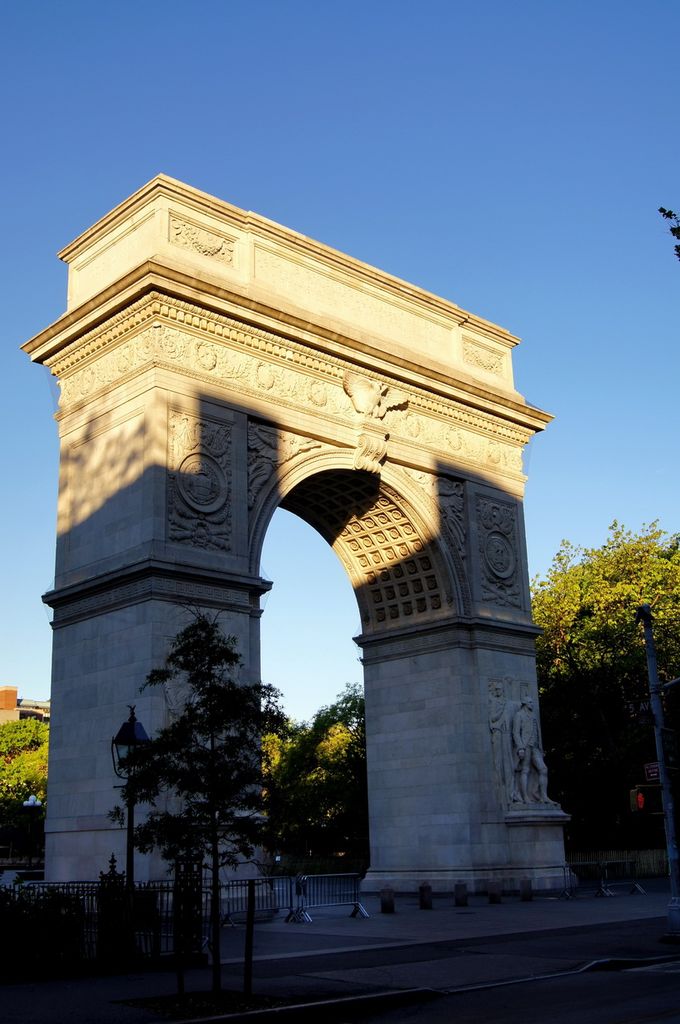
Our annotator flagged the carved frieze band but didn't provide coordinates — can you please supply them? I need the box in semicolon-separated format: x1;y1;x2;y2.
50;292;529;480
167;410;232;552
247;422;324;509
402;415;522;476
476;495;522;608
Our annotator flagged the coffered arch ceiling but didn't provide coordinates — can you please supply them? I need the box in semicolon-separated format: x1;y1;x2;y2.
278;469;455;635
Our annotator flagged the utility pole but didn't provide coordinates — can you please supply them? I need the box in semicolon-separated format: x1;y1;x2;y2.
636;604;680;938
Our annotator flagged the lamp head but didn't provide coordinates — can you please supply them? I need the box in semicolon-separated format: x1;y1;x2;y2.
112;705;150;776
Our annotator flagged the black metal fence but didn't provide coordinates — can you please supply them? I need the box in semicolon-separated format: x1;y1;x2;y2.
220;875;293;925
0;871;368;972
6;880;190;961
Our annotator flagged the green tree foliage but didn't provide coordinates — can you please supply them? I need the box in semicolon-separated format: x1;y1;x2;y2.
532;522;680;848
116;613;284;992
263;683;368;867
659;207;680;262
0;719;48;830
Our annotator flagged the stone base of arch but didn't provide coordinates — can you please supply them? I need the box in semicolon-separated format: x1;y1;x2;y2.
363;864;567;896
358;619;568;895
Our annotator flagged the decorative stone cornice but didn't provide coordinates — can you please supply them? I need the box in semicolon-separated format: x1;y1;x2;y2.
24;267;551;437
44;559;270;627
357;616;540;660
505;807;571;825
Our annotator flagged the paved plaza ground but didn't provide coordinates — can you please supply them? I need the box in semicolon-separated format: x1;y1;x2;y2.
3;881;679;1023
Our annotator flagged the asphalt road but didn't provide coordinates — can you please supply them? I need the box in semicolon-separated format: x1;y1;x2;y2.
338;963;680;1024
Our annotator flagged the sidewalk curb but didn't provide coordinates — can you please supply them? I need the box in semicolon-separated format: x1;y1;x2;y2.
584;954;680;972
173;987;442;1024
439;953;680;996
169;954;680;1022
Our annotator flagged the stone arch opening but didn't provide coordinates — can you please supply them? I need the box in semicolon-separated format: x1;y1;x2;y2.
277;469;454;634
259;505;362;719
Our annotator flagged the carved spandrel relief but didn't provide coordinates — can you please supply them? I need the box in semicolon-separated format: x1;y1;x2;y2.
247;423;323;509
476;495;522;608
167;411;232;551
404;469;466;562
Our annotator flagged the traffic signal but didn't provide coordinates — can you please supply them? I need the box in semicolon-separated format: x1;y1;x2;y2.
630;787;644;812
629;785;663;813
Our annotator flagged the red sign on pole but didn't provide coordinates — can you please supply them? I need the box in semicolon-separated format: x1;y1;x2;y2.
645;762;660;782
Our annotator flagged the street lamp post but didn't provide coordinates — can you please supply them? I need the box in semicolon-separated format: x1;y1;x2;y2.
636;604;680;938
111;706;150;890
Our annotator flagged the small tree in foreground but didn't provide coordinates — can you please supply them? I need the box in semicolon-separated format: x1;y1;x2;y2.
116;612;284;993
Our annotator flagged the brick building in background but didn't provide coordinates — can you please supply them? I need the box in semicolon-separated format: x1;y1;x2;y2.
0;686;50;725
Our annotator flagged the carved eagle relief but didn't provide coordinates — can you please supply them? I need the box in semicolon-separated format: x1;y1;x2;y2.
343;371;407;420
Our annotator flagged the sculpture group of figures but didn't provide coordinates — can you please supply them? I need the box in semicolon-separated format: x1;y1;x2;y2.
489;680;555;806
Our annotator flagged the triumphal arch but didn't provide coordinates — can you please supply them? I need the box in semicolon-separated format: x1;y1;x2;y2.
24;176;567;889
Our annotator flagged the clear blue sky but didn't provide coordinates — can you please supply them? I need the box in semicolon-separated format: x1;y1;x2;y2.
2;1;678;721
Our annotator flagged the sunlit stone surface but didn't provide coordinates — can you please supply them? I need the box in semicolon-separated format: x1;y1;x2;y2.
24;177;567;889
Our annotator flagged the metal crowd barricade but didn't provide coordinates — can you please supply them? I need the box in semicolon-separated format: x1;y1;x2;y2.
286;872;369;923
561;859;647;898
559;863;578;899
560;860;609;898
219;875;293;926
602;858;646;895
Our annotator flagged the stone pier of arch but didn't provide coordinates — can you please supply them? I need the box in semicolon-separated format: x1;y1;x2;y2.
23;176;567;891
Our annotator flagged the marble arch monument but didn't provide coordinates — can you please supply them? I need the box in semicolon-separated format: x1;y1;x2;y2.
23;176;567;888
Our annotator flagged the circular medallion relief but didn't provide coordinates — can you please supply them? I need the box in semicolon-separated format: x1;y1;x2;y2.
177;454;227;513
256;362;275;390
197;342;217;371
308;380;327;407
484;531;515;579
